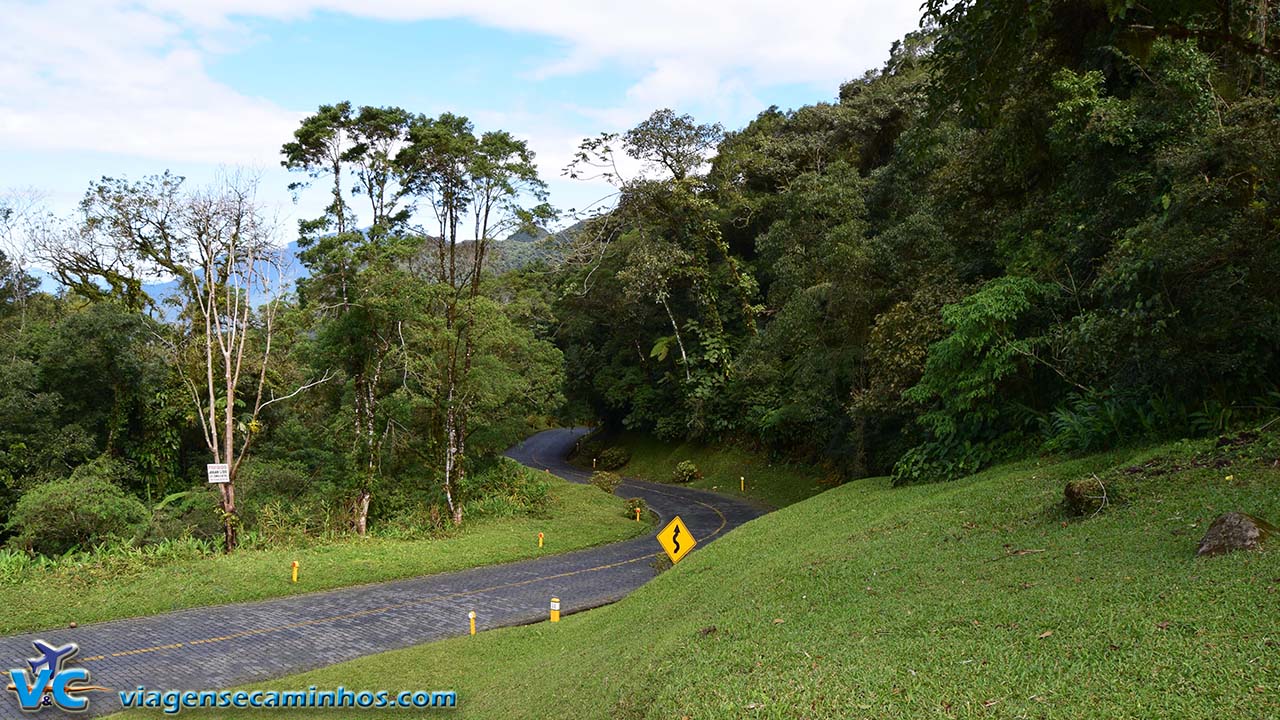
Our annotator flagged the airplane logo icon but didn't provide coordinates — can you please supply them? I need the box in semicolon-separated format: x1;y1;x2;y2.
6;640;108;713
27;641;76;676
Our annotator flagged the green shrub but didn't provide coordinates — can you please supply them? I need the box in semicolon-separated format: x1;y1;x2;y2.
573;439;605;463
145;488;222;543
624;497;647;520
589;471;622;494
463;460;552;520
890;437;990;486
671;460;702;484
6;458;149;556
596;446;631;470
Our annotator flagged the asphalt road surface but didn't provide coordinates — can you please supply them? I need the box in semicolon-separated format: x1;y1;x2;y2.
0;428;764;718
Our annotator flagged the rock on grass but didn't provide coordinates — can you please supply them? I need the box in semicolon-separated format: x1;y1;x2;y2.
1197;512;1278;557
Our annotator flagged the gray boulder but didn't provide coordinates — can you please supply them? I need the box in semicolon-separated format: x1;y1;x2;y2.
1196;512;1277;557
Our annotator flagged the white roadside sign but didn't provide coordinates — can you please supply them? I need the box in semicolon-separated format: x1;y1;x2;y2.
206;463;230;484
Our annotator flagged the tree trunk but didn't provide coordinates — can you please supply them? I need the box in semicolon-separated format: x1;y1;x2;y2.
219;481;238;553
354;488;371;536
442;395;463;526
661;296;692;381
222;359;239;553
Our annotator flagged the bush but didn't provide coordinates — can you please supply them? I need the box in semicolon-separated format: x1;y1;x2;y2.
462;460;552;519
624;497;647;520
589;471;622;495
145;488;222;543
573;439;605;463
890;438;990;486
0;537;219;583
671;460;702;484
595;446;631;470
6;458;149;556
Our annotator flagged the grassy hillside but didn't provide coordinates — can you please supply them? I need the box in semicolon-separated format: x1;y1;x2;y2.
179;435;1280;719
577;431;829;508
1;467;643;635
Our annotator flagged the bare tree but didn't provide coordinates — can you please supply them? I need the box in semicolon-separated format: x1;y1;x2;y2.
0;188;46;325
36;172;330;551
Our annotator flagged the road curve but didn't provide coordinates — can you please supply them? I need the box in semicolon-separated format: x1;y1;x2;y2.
505;427;764;549
0;428;763;718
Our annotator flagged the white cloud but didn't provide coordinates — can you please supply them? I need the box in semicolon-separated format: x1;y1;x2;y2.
1;0;922;219
1;1;301;166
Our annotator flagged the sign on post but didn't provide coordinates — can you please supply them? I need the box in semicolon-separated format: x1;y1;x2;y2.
206;463;230;484
657;515;696;564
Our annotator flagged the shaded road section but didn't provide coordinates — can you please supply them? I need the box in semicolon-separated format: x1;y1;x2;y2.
0;428;763;718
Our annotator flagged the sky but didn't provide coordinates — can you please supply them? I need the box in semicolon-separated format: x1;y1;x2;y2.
1;0;925;234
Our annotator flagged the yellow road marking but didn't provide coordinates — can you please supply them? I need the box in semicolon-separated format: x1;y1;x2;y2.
75;433;732;663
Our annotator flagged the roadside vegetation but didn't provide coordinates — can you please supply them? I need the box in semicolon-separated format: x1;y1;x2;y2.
551;1;1280;492
0;466;643;635
573;431;828;509
2;6;1279;714
178;432;1280;719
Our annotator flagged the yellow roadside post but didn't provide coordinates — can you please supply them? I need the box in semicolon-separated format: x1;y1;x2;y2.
741;476;745;493
634;507;642;522
468;611;476;636
550;597;560;623
291;560;298;583
538;532;544;548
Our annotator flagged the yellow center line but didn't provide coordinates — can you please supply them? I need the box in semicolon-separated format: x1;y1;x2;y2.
77;432;733;664
76;551;656;662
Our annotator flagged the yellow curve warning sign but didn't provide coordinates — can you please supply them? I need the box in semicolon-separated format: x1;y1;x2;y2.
657;515;696;564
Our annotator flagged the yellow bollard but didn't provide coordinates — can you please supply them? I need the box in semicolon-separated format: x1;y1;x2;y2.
634;507;641;522
550;597;560;623
538;532;544;548
592;457;597;469
468;611;476;636
291;560;298;584
740;476;745;493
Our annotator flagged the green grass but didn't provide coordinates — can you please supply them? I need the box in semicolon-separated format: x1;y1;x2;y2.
166;438;1280;719
0;469;644;635
580;431;829;508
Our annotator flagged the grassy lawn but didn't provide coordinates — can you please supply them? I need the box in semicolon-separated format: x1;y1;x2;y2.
578;431;829;508
167;437;1280;719
0;468;644;635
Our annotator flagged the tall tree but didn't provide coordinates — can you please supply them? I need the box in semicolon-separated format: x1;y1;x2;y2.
283;104;414;535
397;112;552;524
281;102;357;238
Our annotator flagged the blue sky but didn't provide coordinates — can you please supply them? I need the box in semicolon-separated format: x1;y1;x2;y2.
1;0;924;235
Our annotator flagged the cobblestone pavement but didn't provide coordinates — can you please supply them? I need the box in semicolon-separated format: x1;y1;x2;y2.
0;428;764;718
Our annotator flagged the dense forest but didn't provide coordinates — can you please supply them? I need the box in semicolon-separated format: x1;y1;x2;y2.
1;0;1277;558
555;0;1280;483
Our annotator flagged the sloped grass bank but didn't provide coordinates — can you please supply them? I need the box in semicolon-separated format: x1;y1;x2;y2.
579;431;829;508
183;439;1280;719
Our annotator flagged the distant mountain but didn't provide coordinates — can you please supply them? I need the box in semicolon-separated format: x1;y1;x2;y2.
488;221;589;274
504;227;552;244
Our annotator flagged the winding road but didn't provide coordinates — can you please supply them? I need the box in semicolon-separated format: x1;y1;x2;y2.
0;428;763;718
